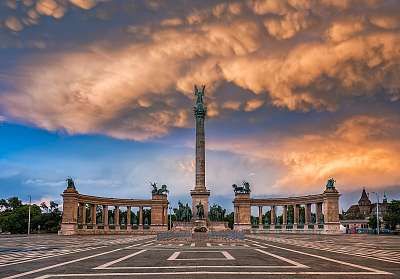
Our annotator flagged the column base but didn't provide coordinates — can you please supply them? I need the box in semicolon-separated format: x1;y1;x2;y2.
59;223;78;235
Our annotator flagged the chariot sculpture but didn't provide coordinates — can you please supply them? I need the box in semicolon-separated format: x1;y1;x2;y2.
151;182;169;195
232;180;251;194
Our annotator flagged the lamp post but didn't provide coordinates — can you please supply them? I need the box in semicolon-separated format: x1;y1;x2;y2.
27;195;31;235
372;192;379;235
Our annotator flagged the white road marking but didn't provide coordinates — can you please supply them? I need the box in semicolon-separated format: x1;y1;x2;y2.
167;250;235;261
221;251;235;260
247;239;392;275
167;251;181;260
34;271;395;278
93;250;147;269
249;235;400;264
254;249;308;268
3;240;155;279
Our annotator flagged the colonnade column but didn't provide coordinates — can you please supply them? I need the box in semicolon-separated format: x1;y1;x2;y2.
305;203;311;227
91;204;97;228
82;204;87;229
114;206;120;230
258;206;263;228
103;205;109;230
282;205;288;226
234;206;238;225
293;204;299;228
139;206;143;228
164;207;168;226
270;206;276;229
316;202;323;225
127;206;132;230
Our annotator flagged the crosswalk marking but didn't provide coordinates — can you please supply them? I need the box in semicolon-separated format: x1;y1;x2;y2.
0;236;154;267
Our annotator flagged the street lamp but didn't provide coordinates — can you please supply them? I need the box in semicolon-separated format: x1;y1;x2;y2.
28;195;31;235
372;192;380;235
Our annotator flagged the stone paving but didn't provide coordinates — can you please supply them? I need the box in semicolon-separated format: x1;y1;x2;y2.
0;234;399;278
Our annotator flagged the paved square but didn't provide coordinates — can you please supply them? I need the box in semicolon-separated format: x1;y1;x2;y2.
0;234;399;279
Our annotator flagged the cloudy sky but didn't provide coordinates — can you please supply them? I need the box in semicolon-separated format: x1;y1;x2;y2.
0;0;399;211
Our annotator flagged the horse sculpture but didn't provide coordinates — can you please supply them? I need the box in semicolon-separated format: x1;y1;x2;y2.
66;177;76;189
232;180;251;194
326;178;336;189
151;182;169;195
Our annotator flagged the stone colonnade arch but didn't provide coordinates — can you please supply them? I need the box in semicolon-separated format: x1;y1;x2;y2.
59;186;168;235
233;185;340;234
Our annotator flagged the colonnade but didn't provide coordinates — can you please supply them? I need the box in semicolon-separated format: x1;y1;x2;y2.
233;185;340;234
59;186;169;235
251;202;324;229
77;204;169;230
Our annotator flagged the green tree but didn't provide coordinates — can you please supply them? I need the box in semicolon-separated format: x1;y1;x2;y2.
223;212;234;229
369;215;377;230
40;202;49;213
383;200;400;230
0;204;41;234
7;197;22;210
0;199;9;211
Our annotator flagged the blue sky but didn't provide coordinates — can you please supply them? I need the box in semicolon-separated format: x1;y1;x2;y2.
0;0;400;211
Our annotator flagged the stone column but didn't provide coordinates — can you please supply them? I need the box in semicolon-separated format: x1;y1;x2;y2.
91;204;97;228
59;187;79;235
139;206;143;227
282;205;288;226
258;206;263;228
234;206;238;225
127;206;132;230
78;204;83;224
233;193;251;230
191;86;210;219
164;207;168;226
316;202;323;224
82;204;87;229
305;203;311;226
114;206;120;230
270;206;276;229
294;204;299;228
103;205;109;230
323;188;340;233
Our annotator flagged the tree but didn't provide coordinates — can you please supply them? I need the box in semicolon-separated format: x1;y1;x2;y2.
50;201;59;212
0;199;9;211
224;212;234;229
0;197;62;234
0;204;41;234
383;200;400;230
369;215;377;230
40;202;49;213
7;197;22;210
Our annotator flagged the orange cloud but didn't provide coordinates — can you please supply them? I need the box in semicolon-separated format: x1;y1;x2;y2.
208;115;400;195
1;0;400;143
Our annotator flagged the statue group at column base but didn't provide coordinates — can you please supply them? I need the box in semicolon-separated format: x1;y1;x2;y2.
172;219;230;232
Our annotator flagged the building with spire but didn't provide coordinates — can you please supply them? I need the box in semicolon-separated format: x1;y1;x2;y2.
341;189;389;232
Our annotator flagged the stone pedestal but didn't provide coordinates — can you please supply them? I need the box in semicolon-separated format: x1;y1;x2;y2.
323;187;341;234
59;187;79;235
151;194;168;230
191;190;210;220
233;193;251;230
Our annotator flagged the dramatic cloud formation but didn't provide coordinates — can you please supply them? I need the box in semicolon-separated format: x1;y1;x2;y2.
208;114;400;195
0;0;399;198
